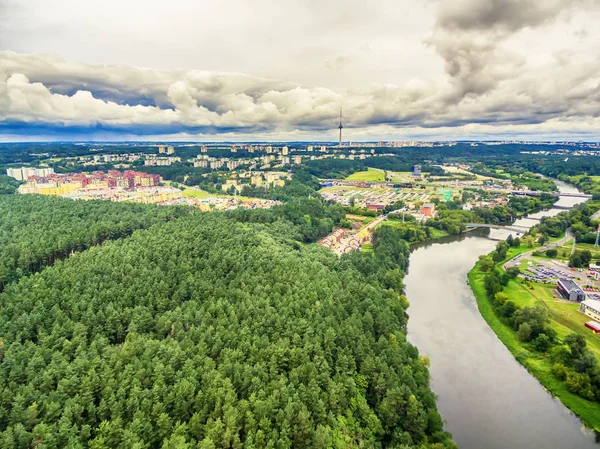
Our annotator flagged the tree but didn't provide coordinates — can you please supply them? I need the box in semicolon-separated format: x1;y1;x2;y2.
479;257;494;272
545;248;558;258
0;213;456;448
524;235;535;248
506;234;514;247
533;334;552;352
517;322;532;342
506;266;520;278
495;292;509;305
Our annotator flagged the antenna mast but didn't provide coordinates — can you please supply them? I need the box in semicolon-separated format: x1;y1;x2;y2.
338;107;343;146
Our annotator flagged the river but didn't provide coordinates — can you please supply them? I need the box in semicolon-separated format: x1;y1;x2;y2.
404;180;599;449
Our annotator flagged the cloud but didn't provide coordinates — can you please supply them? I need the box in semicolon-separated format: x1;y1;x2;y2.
325;55;352;72
428;0;599;97
2;0;600;145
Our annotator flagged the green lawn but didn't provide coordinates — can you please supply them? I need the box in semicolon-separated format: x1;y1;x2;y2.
183;189;211;198
346;168;385;182
381;220;410;228
560;242;600;258
507;279;600;356
361;243;374;253
468;257;600;431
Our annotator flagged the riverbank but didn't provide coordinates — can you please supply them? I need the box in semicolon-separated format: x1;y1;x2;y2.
468;252;600;431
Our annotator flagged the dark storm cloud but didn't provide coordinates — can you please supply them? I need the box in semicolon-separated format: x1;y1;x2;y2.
429;0;598;97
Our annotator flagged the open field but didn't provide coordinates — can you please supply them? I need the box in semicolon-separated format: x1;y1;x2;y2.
183;189;211;198
439;166;495;181
183;188;257;202
559;241;600;259
345;214;373;223
346;167;385;181
504;278;600;356
361;243;373;253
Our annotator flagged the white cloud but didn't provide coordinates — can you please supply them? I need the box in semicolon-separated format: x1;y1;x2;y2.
1;0;600;140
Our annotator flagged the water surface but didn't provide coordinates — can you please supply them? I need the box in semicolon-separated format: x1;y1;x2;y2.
404;180;598;448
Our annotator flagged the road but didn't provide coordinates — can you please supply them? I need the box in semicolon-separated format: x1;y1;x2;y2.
504;228;573;270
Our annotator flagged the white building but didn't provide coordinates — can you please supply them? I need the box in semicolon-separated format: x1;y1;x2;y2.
6;167;54;180
580;300;600;322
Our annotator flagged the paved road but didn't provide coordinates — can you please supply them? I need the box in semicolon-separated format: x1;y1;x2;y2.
504;228;573;270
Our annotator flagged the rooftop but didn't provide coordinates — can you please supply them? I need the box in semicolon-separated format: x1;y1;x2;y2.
558;279;584;292
581;299;600;312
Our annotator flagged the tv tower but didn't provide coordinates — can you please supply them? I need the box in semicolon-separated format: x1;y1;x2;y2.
338;107;343;146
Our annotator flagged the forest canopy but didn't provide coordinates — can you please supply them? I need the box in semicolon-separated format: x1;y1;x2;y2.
0;215;455;448
0;195;189;288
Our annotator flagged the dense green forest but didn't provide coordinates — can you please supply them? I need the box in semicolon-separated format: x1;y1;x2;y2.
5;142;599;447
0;215;455;448
0;195;188;288
532;201;600;242
0;175;22;195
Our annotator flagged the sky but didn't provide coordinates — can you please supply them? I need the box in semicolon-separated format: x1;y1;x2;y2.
1;0;600;142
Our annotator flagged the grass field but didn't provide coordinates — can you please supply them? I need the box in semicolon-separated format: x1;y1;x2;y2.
345;214;372;222
346;168;385;182
503;278;600;356
468;252;600;431
361;243;374;253
559;242;600;259
183;189;211;198
183;189;259;202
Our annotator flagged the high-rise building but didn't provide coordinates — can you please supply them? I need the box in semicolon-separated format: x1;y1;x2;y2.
158;145;166;153
282;146;289;155
6;167;54;180
6;168;23;180
166;146;175;155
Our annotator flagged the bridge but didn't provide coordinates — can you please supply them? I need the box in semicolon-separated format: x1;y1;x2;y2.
465;223;530;234
510;190;591;199
518;216;541;221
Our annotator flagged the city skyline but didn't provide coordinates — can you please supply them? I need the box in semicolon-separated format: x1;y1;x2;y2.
1;0;600;141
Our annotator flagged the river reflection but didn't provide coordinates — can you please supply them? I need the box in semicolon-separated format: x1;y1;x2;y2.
404;180;599;449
